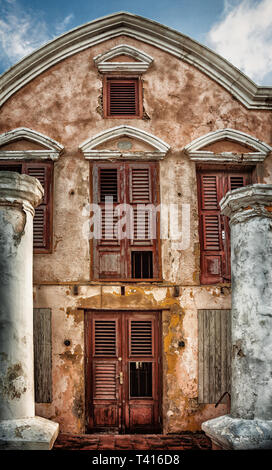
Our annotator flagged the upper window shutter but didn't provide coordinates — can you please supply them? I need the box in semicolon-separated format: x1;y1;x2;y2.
198;170;251;284
128;162;159;278
92;162;159;280
24;162;53;252
198;172;224;284
93;163;125;279
106;78;139;117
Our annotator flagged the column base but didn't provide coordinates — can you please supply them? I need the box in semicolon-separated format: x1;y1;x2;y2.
202;414;272;450
0;416;59;450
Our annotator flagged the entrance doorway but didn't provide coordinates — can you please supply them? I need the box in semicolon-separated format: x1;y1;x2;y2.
85;310;162;433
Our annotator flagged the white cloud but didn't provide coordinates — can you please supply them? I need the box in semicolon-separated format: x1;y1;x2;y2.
206;0;272;85
55;13;75;36
0;1;74;73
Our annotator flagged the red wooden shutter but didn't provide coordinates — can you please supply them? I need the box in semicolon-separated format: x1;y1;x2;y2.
92;162;159;280
198;172;224;284
129;320;153;356
128;163;159;278
106;78;139;117
198;170;251;284
24;162;53;252
90;314;120;431
94;319;117;356
99;168;118;203
93;319;117;399
93;163;125;279
94;363;117;399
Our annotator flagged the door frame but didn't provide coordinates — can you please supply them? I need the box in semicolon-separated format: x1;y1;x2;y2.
84;309;163;434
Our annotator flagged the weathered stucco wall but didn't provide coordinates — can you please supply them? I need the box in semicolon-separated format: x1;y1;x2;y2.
33;284;230;433
1;34;271;433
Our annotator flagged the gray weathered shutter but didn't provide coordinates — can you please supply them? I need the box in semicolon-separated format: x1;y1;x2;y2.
33;308;52;403
198;309;231;404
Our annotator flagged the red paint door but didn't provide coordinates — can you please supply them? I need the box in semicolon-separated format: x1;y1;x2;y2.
85;311;162;433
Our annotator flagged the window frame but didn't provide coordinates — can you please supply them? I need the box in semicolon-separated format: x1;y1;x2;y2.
103;75;143;119
196;166;253;285
0;159;54;254
90;161;161;281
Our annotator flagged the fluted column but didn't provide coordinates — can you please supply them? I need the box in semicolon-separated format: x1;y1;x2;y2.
0;172;59;449
202;184;272;450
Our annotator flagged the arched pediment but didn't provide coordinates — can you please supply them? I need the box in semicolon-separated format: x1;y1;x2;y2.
0;128;64;160
93;44;153;73
0;12;271;109
79;125;170;159
184;128;271;164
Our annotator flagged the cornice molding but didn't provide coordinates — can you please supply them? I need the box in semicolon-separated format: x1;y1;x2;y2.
220;184;272;224
0;128;64;160
0;12;271;109
79;125;170;159
0;171;44;215
184;128;272;164
93;44;153;73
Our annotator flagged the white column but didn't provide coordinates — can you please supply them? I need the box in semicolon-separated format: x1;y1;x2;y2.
202;184;272;450
0;172;59;450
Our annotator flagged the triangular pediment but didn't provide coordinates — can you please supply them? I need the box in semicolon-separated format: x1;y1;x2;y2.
79;125;169;160
93;44;153;73
184;129;271;164
0;128;63;160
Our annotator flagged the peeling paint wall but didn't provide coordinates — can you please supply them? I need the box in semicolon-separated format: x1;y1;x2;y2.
1;34;271;434
33;284;231;433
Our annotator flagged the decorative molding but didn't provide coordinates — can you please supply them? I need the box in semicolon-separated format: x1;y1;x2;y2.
0;12;271;109
184;128;272;164
79;125;170;159
0;128;64;161
220;184;272;224
0;171;44;216
93;44;153;73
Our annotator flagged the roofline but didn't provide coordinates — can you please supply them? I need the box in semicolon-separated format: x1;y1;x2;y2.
0;11;272;109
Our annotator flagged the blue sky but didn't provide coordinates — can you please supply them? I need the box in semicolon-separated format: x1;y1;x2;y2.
0;0;272;85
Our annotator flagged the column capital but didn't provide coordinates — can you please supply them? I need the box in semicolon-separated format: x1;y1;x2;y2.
220;184;272;225
0;172;43;215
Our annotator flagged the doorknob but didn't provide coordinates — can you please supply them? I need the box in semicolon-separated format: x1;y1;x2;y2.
116;371;123;385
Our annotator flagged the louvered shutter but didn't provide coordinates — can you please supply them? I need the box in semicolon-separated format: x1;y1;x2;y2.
129;320;153;356
93;163;125;279
94;319;117;356
88;315;120;431
198;170;251;284
24;162;52;252
107;78;139;117
93;320;117;399
198;172;224;284
92;162;159;279
128;163;159;278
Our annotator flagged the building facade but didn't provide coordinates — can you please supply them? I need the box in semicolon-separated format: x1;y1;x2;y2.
0;12;272;435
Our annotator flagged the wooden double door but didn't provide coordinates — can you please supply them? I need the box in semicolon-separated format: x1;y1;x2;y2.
85;311;162;434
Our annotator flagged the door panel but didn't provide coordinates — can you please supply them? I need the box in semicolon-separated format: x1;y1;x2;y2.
86;311;161;434
86;313;122;432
